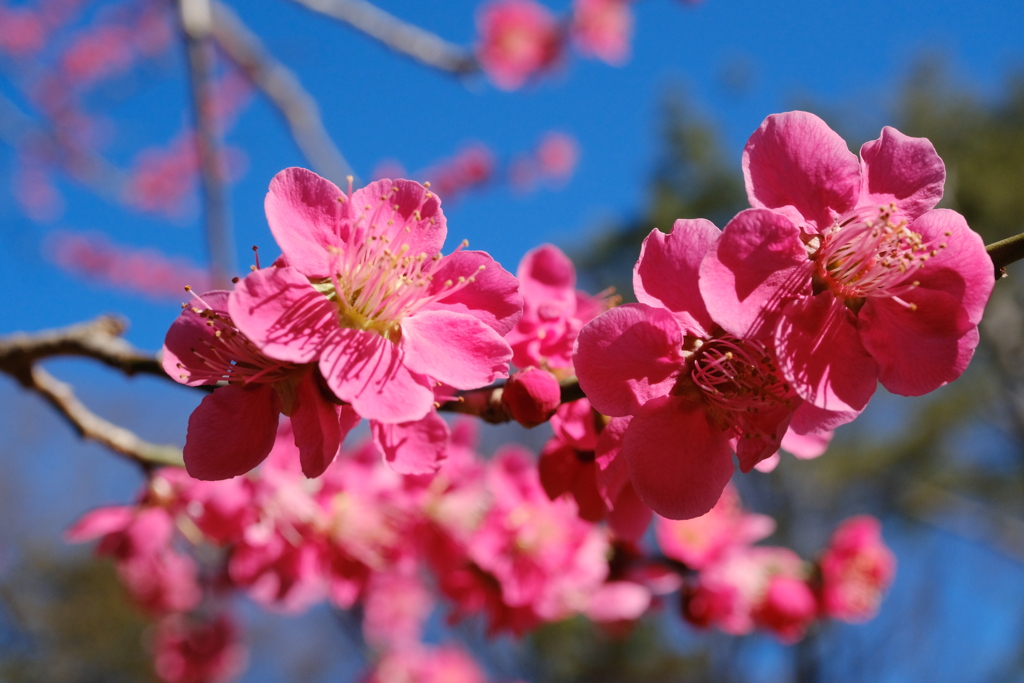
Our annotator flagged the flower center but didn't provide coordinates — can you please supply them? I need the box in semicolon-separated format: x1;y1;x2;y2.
324;185;483;340
814;204;948;308
690;335;793;421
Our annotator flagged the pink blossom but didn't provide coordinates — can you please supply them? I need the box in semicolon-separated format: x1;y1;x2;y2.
571;0;632;65
592;414;654;540
683;546;807;637
538;398;607;523
753;575;817;643
476;0;561;90
535;132;579;183
362;572;434;650
574;219;826;519
0;6;46;56
655;483;775;570
163;289;360;480
502;366;561;426
228;169;521;443
363;645;488;683
507;243;610;372
819;515;896;622
700;112;994;417
153;614;246;683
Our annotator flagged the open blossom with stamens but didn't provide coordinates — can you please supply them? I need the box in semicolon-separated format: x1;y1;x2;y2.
574;219;833;519
163;289;360;480
229;168;522;442
700;111;994;418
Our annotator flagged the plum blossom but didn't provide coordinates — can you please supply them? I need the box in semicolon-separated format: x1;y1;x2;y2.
502;366;562;426
163;289;360;480
819;515;896;622
476;0;561;90
571;0;633;65
153;614;246;683
228;168;521;434
575;219;829;519
701;111;994;418
507;243;610;373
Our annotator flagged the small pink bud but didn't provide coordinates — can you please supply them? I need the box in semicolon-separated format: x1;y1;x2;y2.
502;367;561;427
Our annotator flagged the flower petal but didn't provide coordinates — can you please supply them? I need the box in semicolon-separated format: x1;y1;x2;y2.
859;126;945;221
372;411;449;475
634;220;719;336
781;428;833;460
775;293;878;413
743;111;860;232
162;290;231;386
319;328;434;423
700;208;812;339
290;372;359;478
624;395;734;520
518;244;577;312
401;309;512;390
910;209;994;325
350;178;447;257
607;483;653;541
426;250;524;336
859;288;977;396
574;304;685;417
265;167;346;278
184;384;280;480
229;266;337;364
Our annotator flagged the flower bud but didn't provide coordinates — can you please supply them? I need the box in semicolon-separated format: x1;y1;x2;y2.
501;367;561;427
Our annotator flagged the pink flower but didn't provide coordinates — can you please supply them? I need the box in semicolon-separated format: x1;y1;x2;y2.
507;243;610;372
538;398;607;523
476;0;561;90
502;366;562;426
163;289;360;480
228;168;521;430
363;645;488;683
575;219;824;519
571;0;632;65
819;515;896;622
153;614;246;683
535;132;579;184
655;483;775;570
753;575;817;643
362;572;434;650
701;111;994;417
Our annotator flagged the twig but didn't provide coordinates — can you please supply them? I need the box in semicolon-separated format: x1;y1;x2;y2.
0;315;166;379
987;233;1024;280
287;0;478;76
179;0;236;289
21;365;184;469
209;1;354;183
0;317;183;470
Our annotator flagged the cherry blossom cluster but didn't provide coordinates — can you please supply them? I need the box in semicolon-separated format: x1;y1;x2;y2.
67;420;894;682
574;111;994;520
656;486;896;642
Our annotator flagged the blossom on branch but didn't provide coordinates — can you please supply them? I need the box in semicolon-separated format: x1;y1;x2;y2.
476;0;562;90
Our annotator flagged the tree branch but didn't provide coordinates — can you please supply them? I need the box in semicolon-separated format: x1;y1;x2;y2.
210;1;354;183
988;233;1024;279
0;317;183;470
287;0;478;76
179;0;237;289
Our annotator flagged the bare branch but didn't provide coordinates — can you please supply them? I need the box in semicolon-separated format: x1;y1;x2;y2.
178;0;237;289
988;233;1024;279
210;1;354;183
288;0;478;76
22;366;184;470
0;317;183;470
0;316;166;379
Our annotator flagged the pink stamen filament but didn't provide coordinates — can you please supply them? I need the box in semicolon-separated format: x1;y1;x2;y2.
691;336;790;418
816;204;946;301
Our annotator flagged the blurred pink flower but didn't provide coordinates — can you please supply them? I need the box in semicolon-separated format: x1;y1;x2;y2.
153;614;246;683
819;515;896;622
571;0;632;65
535;132;579;183
476;0;561;90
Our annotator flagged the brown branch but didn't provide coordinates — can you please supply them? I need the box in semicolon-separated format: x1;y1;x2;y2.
0;317;183;470
179;0;236;289
287;0;478;76
988;233;1024;280
209;1;354;183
